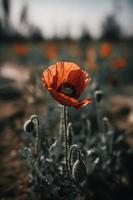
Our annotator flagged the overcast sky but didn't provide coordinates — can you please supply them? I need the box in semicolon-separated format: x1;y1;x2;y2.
8;0;133;38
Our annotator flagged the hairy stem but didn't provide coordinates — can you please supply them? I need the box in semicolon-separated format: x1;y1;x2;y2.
63;106;70;178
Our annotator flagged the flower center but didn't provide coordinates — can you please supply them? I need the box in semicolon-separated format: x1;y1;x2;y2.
58;82;76;97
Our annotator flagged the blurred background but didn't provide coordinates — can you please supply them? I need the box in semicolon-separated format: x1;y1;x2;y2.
0;0;133;199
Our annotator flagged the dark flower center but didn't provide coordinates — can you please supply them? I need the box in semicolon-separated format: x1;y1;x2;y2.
58;82;76;97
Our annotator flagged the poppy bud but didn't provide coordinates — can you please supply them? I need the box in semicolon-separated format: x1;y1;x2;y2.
67;123;74;146
30;115;39;122
94;90;104;103
72;159;87;183
23;119;35;133
103;117;110;133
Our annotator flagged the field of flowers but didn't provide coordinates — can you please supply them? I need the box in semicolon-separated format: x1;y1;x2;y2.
0;41;133;200
1;41;133;86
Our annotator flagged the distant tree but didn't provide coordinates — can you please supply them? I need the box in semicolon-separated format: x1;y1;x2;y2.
79;27;92;42
0;0;10;41
0;0;24;43
0;1;44;42
100;15;122;41
20;5;28;25
0;20;5;41
2;0;10;25
29;25;44;41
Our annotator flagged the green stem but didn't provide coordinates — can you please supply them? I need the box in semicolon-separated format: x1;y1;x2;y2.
63;106;70;178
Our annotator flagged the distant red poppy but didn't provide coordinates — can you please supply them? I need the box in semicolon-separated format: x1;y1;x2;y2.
100;43;112;58
42;62;92;109
44;44;58;60
13;44;28;56
86;48;98;71
111;57;127;69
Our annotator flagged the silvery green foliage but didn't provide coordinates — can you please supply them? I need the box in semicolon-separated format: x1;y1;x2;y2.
21;94;133;200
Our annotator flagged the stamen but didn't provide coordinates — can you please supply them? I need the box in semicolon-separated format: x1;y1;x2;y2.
58;82;76;97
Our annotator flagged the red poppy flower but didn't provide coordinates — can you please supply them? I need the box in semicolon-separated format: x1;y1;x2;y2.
100;43;112;58
111;57;127;69
13;44;28;56
42;62;92;109
86;48;98;71
44;44;58;60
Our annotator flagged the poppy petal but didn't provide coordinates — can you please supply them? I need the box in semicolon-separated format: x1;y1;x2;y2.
67;69;91;98
42;62;80;90
48;88;92;110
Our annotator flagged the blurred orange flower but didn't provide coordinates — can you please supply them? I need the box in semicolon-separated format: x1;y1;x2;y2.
42;62;92;109
87;61;98;71
44;44;58;60
86;48;96;60
86;48;98;71
100;43;112;58
13;44;28;56
111;57;127;69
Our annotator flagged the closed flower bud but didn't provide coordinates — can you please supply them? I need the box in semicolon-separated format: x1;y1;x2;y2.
30;115;39;122
72;159;87;183
23;119;35;133
94;90;104;103
67;123;74;146
103;117;110;133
